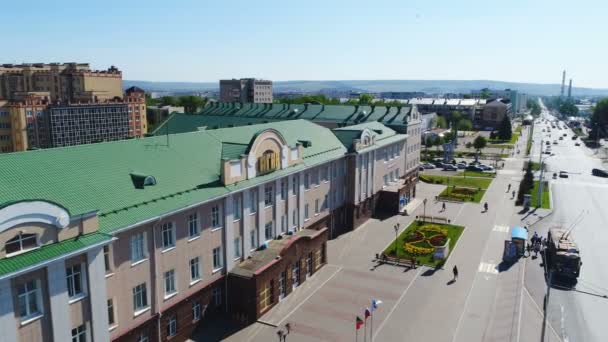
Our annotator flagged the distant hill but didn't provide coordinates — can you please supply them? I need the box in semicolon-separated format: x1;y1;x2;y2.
124;79;608;97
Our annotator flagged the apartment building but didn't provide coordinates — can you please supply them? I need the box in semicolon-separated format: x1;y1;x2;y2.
219;78;273;103
0;63;122;103
0;119;409;341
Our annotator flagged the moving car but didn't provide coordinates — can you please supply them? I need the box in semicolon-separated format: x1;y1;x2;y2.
466;165;484;172
553;140;558;145
592;168;608;178
456;162;467;169
421;163;435;169
545;141;550;145
559;171;569;178
443;164;458;171
559;136;563;140
575;142;581;146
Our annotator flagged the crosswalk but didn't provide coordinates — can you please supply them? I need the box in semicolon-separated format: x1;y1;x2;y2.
478;262;499;274
493;225;510;233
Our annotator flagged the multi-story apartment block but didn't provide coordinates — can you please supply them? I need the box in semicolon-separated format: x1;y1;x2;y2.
0;65;146;153
0;119;410;341
219;78;273;103
0;63;122;103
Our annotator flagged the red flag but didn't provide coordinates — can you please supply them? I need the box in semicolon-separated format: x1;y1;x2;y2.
356;316;364;330
365;308;371;319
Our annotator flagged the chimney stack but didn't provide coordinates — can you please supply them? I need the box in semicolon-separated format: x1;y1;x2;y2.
561;70;566;97
568;79;572;99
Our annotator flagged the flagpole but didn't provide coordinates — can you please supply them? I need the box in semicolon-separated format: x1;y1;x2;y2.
356;325;358;342
364;318;367;342
370;314;374;342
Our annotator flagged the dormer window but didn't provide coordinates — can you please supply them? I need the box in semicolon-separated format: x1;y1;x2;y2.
258;150;279;175
5;233;38;256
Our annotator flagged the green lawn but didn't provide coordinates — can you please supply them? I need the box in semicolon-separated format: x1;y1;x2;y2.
487;144;514;149
419;174;493;188
531;181;551;209
515;126;523;134
530;161;541;171
439;186;486;202
489;133;519;145
462;170;496;178
384;221;465;267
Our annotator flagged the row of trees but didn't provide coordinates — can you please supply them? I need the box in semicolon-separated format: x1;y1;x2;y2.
274;95;341;105
589;98;608;139
146;95;208;113
544;96;579;116
435;111;473;131
526;99;541;116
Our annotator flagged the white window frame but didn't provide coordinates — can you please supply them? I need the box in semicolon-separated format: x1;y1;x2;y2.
264;184;274;206
132;283;149;315
190;257;201;284
211;205;222;229
17;279;43;322
164;269;177;299
233;237;241;259
167;316;177;337
107;298;117;328
250;229;257;250
264;222;273;241
233;196;242;220
71;324;86;342
304;204;310;221
192;302;201;321
250;190;258;213
160;222;175;251
66;263;87;301
280;180;286;200
187;213;199;239
5;232;38;257
212;247;223;272
314;199;320;215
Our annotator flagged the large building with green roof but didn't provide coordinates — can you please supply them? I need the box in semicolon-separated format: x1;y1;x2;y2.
0;118;415;341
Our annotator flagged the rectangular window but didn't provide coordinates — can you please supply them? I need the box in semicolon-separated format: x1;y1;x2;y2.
188;213;199;238
107;299;115;326
315;199;320;214
164;270;176;297
132;283;148;312
250;229;257;249
104;246;111;272
384;148;389;162
71;324;86;342
312;169;320;185
323;195;328;210
17;280;41;319
265;222;273;241
332;163;338;179
167;316;177;337
281;215;286;233
192;302;201;321
233;196;242;220
321;167;328;182
250;190;258;213
292;209;297;228
190;257;200;282
211;205;222;228
213;287;222;306
66;264;84;298
213;247;223;270
264;184;274;206
130;232;146;263
307;252;313;277
304;204;309;220
292;176;298;195
383;175;389;186
233;237;241;258
280;180;286;200
304;173;310;190
396;168;400;179
161;222;175;249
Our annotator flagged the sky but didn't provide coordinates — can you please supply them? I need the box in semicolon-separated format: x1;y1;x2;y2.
3;0;608;88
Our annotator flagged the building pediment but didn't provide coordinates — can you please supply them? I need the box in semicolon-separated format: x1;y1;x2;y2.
0;200;70;233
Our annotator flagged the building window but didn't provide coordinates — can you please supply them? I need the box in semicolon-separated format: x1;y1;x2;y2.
5;233;37;255
161;222;175;250
234;237;241;258
258;150;279;174
384;148;389;162
266;221;277;241
292;209;298;228
383;175;389;187
304;204;309;220
190;257;201;282
396;168;400;179
130;232;146;263
164;270;177;298
233;196;242;220
107;299;116;326
167;315;177;337
213;247;223;270
250;229;257;249
66;264;84;298
212;287;222;306
281;215;286;233
71;324;86;342
280;180;286;200
307;252;313;277
211;205;222;228
17;280;42;319
323;195;328;210
133;283;148;312
188;213;199;238
321;167;328;182
304;173;310;190
250;190;258;213
264;184;274;206
292;176;298;195
312;169;320;185
192;302;201;321
259;280;275;312
315;199;320;214
103;246;111;272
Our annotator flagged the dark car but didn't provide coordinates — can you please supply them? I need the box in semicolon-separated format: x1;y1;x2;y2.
592;168;608;178
466;165;484;172
443;164;458;171
559;171;569;178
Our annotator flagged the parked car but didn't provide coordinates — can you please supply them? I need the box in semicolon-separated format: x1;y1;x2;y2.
432;161;444;168
575;142;581;146
553;140;558;145
443;164;458;171
559;171;569;178
545;141;550;145
553;173;557;179
466;165;484;172
559;136;563;140
592;168;608;178
456;162;467;169
572;135;578;140
563;133;567;137
421;163;435;169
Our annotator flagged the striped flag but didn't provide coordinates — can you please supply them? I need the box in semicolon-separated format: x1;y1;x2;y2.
356;316;364;329
365;308;371;319
371;299;382;312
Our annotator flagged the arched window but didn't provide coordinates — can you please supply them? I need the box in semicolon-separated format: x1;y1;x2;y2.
5;233;38;255
258;150;279;175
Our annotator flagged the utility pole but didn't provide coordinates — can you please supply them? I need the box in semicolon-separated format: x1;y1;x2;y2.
537;139;544;208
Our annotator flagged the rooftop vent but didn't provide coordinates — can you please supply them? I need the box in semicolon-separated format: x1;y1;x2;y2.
298;140;312;148
130;173;157;189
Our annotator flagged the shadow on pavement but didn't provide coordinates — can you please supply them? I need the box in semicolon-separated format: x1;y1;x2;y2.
190;314;247;342
446;279;456;285
497;260;517;272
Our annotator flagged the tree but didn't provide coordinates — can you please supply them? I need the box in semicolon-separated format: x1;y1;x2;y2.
559;101;579;116
436;116;448;129
489;131;498;140
497;116;513;141
457;119;473;131
480;89;491;99
178;96;206;113
473;135;487;153
589;98;608;140
443;132;455;143
160;96;179;107
145;93;159;107
358;94;374;105
465;142;473;149
516;162;534;205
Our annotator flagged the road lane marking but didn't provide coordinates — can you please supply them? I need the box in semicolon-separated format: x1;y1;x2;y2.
372;267;422;340
493;225;510;233
478;262;498;274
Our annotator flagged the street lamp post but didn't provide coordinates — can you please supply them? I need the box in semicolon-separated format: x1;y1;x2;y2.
394;223;400;264
422;198;428;222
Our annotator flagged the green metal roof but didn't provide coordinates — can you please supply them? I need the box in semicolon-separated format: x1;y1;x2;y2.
0;120;346;234
0;233;111;278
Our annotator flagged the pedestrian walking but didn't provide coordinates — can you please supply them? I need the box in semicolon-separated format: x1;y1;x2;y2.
512;190;515;199
507;183;511;192
453;265;459;281
442;202;446;212
285;323;291;335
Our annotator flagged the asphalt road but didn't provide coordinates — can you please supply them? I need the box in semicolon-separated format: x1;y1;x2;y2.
526;103;608;342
